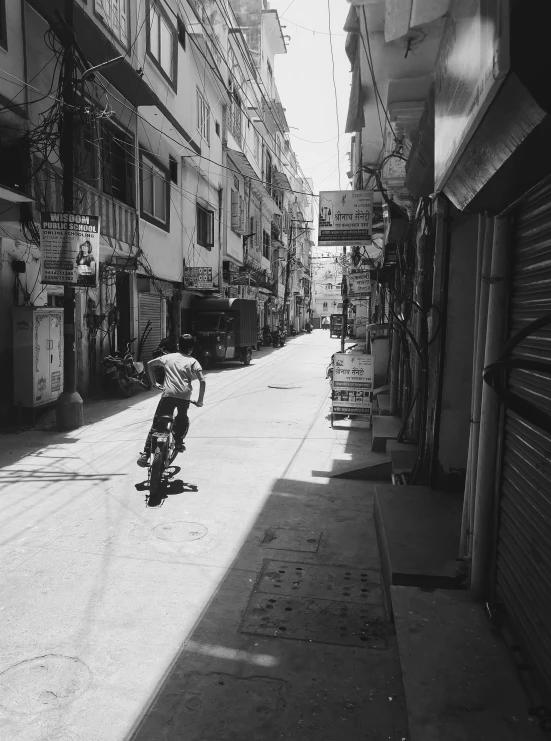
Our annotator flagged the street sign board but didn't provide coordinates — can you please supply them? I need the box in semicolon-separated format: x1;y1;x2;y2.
185;266;213;289
40;212;100;287
434;0;509;191
347;270;371;298
318;190;373;246
332;352;374;417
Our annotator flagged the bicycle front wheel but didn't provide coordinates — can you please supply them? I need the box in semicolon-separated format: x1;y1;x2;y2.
149;451;163;496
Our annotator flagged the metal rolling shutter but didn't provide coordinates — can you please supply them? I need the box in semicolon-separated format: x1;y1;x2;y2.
138;293;163;362
495;179;551;698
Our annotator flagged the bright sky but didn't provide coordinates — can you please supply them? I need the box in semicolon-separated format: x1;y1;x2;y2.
268;0;352;199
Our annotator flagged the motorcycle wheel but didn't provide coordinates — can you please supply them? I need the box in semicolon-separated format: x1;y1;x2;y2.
243;348;252;365
279;339;285;347
149;450;163;497
116;371;132;398
138;372;152;390
202;356;214;369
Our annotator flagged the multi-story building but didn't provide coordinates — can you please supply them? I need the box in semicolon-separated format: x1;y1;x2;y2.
311;262;344;328
0;0;313;416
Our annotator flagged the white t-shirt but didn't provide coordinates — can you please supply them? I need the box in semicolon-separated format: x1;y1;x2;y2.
154;353;202;400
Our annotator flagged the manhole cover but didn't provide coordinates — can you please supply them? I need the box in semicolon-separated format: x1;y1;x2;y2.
241;593;388;649
0;655;92;714
152;521;208;542
262;528;321;552
258;560;381;604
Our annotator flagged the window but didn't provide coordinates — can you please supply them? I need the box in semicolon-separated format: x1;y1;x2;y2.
197;204;214;248
148;1;176;83
253;130;260;162
101;121;135;206
197;90;210;143
169;155;178;184
95;0;129;46
228;89;242;143
326;283;332;290
262;229;270;260
215;121;220;138
75;113;98;185
0;0;7;50
141;153;169;228
177;17;186;49
323;302;328;310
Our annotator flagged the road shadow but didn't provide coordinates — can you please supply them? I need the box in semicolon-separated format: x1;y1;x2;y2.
120;441;407;740
135;466;199;508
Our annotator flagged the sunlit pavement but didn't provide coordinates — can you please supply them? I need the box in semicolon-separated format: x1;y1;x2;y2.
0;330;408;741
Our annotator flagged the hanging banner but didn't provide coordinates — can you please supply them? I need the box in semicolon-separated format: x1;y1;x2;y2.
347;270;371;298
318;190;373;246
185;266;213;289
40;212;100;287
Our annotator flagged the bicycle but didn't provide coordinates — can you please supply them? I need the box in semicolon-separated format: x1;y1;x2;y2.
147;400;199;497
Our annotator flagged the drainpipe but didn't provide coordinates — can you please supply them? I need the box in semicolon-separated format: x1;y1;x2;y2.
459;214;489;559
470;215;510;598
389;265;400;414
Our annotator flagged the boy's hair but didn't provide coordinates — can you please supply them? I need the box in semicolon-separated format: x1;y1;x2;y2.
178;334;195;353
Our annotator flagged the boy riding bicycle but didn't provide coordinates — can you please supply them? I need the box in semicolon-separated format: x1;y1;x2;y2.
137;334;206;467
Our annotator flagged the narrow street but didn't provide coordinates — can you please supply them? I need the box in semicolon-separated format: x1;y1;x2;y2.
0;331;407;741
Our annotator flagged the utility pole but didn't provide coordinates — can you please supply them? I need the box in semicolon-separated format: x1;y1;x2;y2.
56;0;84;430
340;245;348;353
282;221;293;332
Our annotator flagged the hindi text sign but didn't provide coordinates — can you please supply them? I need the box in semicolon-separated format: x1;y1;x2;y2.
40;212;100;287
332;352;374;416
347;271;371;298
318;190;373;246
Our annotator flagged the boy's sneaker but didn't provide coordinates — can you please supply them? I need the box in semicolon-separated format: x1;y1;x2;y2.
174;440;186;452
137;452;149;467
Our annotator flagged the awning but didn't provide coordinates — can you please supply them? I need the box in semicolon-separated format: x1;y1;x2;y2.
273;171;291;191
0;185;34;203
227;149;271;200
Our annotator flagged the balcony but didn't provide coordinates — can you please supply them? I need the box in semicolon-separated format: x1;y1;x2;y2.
34;165;137;248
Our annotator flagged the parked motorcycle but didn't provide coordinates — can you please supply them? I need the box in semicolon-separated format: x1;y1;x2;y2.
102;339;152;398
306;322;312;334
272;326;286;347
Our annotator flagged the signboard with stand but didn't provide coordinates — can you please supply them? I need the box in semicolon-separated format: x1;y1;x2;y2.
40;212;100;287
318;190;373;246
331;352;374;426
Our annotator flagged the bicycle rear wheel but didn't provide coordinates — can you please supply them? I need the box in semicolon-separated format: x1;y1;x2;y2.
149;450;163;496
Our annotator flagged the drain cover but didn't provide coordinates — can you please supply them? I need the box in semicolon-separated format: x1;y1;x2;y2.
262;528;321;552
0;655;92;713
241;593;388;649
152;521;207;542
258;560;381;604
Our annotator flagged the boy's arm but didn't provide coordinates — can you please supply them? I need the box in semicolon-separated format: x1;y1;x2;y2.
147;357;163;385
195;370;206;406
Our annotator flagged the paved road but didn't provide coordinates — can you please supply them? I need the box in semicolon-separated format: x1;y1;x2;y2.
0;330;407;740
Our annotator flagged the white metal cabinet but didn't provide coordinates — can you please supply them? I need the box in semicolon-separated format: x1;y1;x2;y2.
13;307;64;408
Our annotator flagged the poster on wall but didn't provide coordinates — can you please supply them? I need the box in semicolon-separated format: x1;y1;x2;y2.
40;212;100;287
318;190;373;246
185;266;213;289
